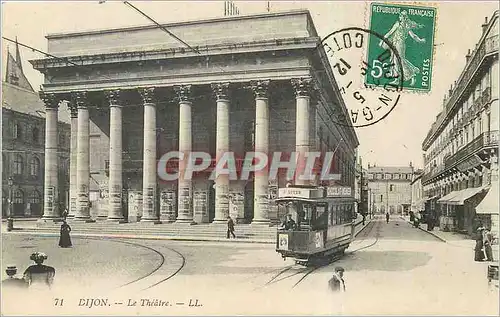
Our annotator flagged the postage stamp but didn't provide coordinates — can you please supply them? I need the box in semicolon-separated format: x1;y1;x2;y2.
366;2;437;92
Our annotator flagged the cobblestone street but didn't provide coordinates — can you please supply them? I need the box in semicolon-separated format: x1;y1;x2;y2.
2;216;498;315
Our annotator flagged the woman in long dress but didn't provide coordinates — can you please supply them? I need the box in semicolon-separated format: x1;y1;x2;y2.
474;227;485;261
379;10;427;86
58;220;72;248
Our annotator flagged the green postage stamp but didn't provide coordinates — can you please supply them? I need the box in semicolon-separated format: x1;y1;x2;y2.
366;3;436;92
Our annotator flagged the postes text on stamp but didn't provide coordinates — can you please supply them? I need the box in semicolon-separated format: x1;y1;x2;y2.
366;3;436;92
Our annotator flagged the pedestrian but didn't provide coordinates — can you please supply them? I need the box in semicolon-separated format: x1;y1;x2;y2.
483;227;494;262
409;211;415;222
226;216;236;239
328;266;346;292
474;226;486;262
279;214;297;231
58;220;72;248
61;208;68;220
362;213;366;226
386;212;390;224
23;252;56;289
2;266;28;290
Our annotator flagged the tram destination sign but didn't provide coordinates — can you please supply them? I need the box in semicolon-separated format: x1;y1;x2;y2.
326;186;352;197
278;188;323;199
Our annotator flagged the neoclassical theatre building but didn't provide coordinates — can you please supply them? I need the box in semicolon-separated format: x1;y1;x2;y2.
31;10;359;225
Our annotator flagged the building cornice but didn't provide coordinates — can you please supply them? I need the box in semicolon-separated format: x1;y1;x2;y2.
30;37;319;70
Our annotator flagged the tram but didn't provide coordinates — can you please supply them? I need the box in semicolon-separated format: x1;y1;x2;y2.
275;185;357;266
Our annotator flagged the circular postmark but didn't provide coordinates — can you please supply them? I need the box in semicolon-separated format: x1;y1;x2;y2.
319;27;404;128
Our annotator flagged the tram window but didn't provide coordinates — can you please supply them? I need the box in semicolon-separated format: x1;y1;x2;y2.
336;205;342;225
314;204;328;230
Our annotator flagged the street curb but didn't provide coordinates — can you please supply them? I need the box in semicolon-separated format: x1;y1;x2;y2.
399;216;447;243
354;218;372;237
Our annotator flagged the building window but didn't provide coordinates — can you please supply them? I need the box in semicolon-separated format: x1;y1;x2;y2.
32;127;40;144
471;124;475;139
13;189;24;204
28;190;41;204
13;155;23;175
2;154;6;176
30;157;40;178
390;184;394;191
13;123;22;140
380;194;383;202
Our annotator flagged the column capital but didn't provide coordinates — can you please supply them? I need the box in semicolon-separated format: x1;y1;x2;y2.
68;102;78;118
250;80;270;99
39;92;59;109
139;87;156;104
174;85;193;103
211;82;230;100
291;77;313;97
71;91;89;109
104;89;122;106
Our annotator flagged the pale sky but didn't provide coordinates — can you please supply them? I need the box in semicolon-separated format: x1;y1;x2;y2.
2;1;498;169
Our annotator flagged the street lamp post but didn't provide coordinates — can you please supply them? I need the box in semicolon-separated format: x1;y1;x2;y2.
7;177;14;231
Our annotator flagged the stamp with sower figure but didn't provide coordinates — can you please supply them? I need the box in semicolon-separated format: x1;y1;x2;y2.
366;3;437;92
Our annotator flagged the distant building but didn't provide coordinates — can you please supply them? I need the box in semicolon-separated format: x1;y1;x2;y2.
410;169;424;214
354;157;368;216
367;164;414;215
421;11;498;235
2;42;71;218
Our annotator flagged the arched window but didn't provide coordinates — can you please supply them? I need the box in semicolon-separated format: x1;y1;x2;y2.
13;155;23;175
30;157;40;178
28;190;41;203
13;189;24;204
32;127;40;144
13;122;22;139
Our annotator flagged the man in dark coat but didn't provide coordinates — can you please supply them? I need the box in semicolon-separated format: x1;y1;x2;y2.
328;266;346;292
227;216;236;239
279;214;297;231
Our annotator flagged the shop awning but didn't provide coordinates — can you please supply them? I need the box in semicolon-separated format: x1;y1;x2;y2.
447;186;488;205
476;182;498;214
437;191;461;204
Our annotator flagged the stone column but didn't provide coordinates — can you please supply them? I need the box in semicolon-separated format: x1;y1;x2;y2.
40;93;60;220
140;88;158;222
106;90;124;221
74;92;91;220
68;102;78;218
175;85;194;223
251;80;270;225
292;78;312;186
212;82;230;223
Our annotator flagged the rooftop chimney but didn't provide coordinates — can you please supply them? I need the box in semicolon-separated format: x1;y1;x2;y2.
482;16;489;33
466;49;471;63
448;84;453;97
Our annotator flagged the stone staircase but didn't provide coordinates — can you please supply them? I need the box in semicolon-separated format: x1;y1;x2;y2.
21;221;279;241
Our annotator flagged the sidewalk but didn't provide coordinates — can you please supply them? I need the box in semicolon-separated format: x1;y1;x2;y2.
2;215;372;244
400;215;471;243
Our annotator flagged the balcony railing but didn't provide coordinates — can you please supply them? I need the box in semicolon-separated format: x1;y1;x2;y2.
445;130;499;169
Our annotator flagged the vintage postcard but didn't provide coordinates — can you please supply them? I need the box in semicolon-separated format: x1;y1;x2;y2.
1;1;499;316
